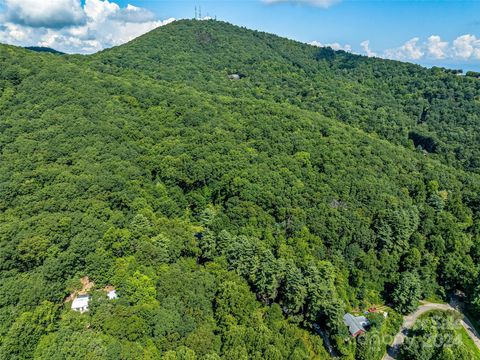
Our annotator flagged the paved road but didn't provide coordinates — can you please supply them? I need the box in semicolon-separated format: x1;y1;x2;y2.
382;302;480;360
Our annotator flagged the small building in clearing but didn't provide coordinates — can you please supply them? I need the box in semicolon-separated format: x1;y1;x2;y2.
70;286;118;313
107;290;118;300
71;294;90;313
228;73;241;80
343;313;370;337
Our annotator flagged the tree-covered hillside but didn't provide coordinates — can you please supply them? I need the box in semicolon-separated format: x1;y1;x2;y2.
0;20;479;359
88;20;480;173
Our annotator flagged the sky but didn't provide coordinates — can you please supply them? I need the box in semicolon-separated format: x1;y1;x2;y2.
0;0;479;71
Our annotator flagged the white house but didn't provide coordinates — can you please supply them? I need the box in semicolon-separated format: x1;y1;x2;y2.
71;294;90;313
107;290;118;300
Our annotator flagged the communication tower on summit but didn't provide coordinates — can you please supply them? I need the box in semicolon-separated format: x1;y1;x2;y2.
195;6;216;20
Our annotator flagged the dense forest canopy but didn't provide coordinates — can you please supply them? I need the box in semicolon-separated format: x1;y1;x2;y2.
0;20;479;359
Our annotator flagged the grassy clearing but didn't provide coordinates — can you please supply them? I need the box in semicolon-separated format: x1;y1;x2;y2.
421;296;446;304
456;326;480;359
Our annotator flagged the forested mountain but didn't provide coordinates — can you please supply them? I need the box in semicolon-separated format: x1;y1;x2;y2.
88;20;480;173
0;20;479;359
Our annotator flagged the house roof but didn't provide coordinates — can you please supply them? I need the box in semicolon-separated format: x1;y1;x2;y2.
107;290;118;300
356;316;369;327
71;294;90;309
343;313;369;336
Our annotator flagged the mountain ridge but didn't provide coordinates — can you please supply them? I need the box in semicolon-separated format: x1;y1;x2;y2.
85;19;480;174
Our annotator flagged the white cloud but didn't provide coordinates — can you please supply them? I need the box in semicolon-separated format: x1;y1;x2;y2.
2;0;86;28
384;37;424;60
360;40;376;57
453;34;480;59
310;40;351;52
426;35;448;59
84;0;119;22
362;34;480;62
0;0;175;53
1;23;29;42
313;34;480;65
114;5;158;23
263;0;341;8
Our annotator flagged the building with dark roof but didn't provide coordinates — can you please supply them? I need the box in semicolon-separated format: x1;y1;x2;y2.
343;313;370;337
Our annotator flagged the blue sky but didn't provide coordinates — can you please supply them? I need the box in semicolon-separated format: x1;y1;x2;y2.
0;0;479;71
135;0;479;46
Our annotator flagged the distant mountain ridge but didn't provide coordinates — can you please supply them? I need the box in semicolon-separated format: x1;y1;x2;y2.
24;46;65;55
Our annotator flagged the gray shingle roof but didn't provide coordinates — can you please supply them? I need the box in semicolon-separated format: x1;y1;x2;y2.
343;313;369;336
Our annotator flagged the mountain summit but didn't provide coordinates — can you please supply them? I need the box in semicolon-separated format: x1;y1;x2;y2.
90;20;480;173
